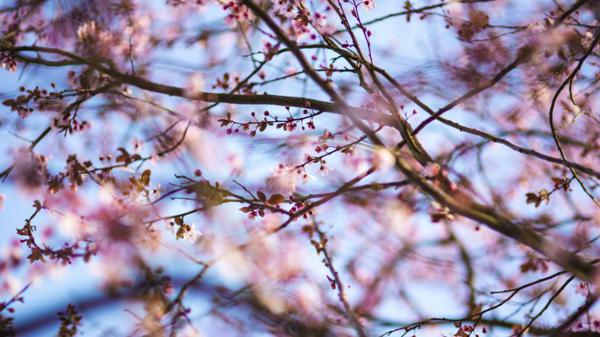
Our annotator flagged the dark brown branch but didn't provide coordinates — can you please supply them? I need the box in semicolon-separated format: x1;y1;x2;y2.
241;0;597;283
548;28;600;205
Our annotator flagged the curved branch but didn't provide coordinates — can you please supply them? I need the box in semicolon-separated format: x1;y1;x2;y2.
548;28;600;205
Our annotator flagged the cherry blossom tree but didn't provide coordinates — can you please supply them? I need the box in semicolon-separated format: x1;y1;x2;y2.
1;0;600;336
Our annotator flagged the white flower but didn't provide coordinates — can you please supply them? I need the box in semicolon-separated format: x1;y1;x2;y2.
273;0;297;18
363;0;375;10
301;172;315;184
296;282;323;314
372;147;396;171
58;213;96;239
165;221;176;234
131;138;143;153
184;73;205;97
267;165;300;194
167;220;202;243
182;223;202;243
76;21;98;41
575;282;589;297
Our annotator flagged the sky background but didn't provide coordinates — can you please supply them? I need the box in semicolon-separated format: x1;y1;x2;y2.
0;0;596;336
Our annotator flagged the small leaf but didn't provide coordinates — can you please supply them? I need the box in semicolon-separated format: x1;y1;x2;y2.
525;192;541;207
116;147;129;163
186;181;225;207
539;189;550;205
257;190;266;201
33;200;42;209
28;248;45;263
140;169;151;186
551;177;564;186
267;193;285;205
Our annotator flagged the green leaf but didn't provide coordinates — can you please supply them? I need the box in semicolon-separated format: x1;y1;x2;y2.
186;181;226;207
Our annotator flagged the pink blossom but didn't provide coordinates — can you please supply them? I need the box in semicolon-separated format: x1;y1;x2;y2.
267;165;301;194
575;282;589;297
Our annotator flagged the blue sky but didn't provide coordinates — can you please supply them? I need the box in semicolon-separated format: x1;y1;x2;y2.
1;0;596;336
